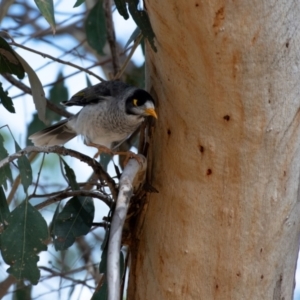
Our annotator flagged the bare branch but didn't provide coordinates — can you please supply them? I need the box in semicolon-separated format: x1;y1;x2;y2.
104;0;120;76
107;155;147;300
0;276;17;299
9;41;106;82
34;190;112;209
0;145;118;200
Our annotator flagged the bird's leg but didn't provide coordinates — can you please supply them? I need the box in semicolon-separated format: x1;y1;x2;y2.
85;141;142;164
85;142;114;159
112;151;143;165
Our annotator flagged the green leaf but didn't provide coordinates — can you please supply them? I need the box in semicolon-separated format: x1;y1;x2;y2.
115;0;129;20
15;141;32;193
125;27;141;49
0;81;15;113
47;72;68;123
120;250;125;280
0;37;25;79
91;247;108;300
13;51;47;124
128;0;157;52
0;186;10;226
91;280;108;300
34;0;56;34
26;113;45;146
99;246;108;273
67;284;76;300
62;158;79;190
53;196;95;250
1;201;48;285
140;37;145;55
51;159;95;250
85;0;106;56
73;0;85;7
0;133;13;190
86;75;92;87
49;201;60;240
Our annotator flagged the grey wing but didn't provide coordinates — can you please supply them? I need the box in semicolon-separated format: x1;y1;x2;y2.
62;80;131;107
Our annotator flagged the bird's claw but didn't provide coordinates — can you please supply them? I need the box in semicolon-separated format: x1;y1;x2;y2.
86;142;142;166
125;152;140;166
114;151;143;166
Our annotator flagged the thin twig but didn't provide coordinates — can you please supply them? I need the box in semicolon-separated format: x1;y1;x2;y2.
9;41;106;82
34;190;112;210
36;45;136;90
104;0;120;76
6;174;21;205
34;38;88;74
4;44;138;103
29;188;70;199
0;145;118;200
0;276;17;299
41;263;99;277
39;266;95;289
113;33;143;80
91;222;107;227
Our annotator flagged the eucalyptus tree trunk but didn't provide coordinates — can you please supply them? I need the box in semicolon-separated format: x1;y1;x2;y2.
128;1;300;299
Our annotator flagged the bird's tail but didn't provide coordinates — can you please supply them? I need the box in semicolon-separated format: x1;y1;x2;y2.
29;119;77;146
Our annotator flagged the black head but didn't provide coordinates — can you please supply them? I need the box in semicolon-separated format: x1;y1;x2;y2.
125;89;157;118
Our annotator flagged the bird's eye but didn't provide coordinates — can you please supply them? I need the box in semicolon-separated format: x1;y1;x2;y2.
133;99;138;106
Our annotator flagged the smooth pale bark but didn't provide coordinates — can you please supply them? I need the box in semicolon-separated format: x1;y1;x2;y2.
128;1;300;299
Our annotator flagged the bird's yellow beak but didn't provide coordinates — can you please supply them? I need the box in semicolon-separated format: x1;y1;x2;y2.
144;108;158;119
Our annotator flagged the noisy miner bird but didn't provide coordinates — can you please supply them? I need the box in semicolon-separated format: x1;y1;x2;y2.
29;80;157;159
